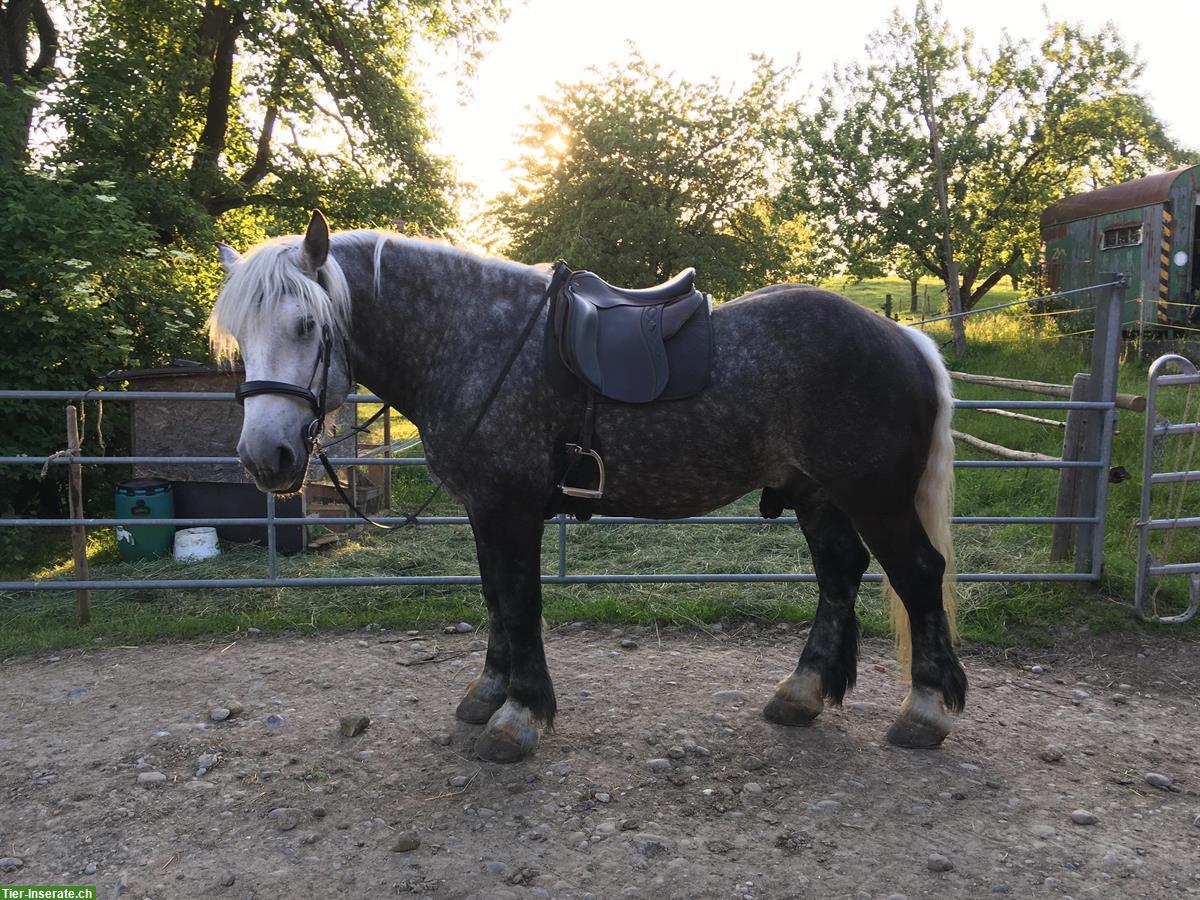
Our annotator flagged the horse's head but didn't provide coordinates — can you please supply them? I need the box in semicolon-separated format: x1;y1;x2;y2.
208;211;355;493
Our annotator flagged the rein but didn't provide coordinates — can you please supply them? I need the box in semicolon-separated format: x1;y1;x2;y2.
235;261;570;530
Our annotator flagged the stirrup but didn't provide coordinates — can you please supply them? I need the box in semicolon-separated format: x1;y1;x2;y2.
560;443;605;500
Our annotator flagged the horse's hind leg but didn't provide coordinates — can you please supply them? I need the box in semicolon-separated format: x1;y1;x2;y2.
455;582;510;723
765;493;869;726
851;506;966;748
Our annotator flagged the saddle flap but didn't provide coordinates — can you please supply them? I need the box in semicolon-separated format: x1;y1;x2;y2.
593;304;669;403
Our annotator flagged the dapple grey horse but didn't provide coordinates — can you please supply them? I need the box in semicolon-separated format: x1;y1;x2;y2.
209;211;965;763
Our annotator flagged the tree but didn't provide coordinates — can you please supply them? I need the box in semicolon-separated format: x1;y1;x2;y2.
493;54;813;299
0;0;57;166
56;0;508;235
783;1;1188;330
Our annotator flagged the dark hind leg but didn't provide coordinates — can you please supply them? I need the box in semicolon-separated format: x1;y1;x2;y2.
455;582;510;723
467;502;556;763
765;492;869;725
851;506;966;748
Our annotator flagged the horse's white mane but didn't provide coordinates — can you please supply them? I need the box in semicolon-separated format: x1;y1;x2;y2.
207;232;359;362
208;229;547;362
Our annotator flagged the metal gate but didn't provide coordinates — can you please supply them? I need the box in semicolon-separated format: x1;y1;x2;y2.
1135;354;1200;623
0;277;1128;599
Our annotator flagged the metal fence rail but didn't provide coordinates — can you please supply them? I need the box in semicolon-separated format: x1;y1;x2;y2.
0;278;1128;597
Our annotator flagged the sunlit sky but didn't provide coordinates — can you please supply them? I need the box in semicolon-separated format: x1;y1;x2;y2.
418;0;1200;220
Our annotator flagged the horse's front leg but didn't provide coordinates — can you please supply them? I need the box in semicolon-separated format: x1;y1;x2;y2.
454;584;511;723
466;502;555;763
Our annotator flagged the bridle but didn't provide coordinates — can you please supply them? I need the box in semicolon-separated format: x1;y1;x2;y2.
234;321;405;528
234;324;336;456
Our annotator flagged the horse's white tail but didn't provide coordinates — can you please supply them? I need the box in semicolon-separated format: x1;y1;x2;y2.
887;329;957;678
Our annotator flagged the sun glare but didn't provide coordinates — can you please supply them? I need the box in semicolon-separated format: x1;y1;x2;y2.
542;129;569;160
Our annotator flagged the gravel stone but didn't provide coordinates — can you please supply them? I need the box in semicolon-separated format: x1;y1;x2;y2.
433;733;452;746
712;690;749;703
82;862;97;876
0;858;22;873
339;714;371;738
448;775;470;788
136;772;167;786
196;753;218;770
666;746;685;759
392;832;421;852
646;758;672;772
1144;772;1173;790
1039;747;1064;763
1070;809;1099;825
631;833;676;858
268;807;302;831
620;639;638;649
927;853;954;872
209;707;230;722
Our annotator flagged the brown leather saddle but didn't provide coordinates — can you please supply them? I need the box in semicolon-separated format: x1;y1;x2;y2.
549;262;713;503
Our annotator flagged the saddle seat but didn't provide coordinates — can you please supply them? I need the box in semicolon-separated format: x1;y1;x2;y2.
552;265;712;405
570;268;697;305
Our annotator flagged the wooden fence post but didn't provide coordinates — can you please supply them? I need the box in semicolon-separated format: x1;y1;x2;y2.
1050;373;1089;561
66;404;91;625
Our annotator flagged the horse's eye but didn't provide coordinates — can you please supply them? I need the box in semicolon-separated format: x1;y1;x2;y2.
298;316;316;337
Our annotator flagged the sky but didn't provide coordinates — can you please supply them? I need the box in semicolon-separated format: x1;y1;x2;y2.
416;0;1200;218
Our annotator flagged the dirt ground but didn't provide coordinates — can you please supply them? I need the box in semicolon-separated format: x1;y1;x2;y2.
1;623;1198;900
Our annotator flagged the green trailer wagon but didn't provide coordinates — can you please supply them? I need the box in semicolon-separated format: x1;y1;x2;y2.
1040;164;1200;333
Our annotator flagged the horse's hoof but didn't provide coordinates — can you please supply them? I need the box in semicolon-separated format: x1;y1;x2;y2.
455;676;506;724
763;670;824;726
474;701;538;763
455;694;504;724
886;686;953;749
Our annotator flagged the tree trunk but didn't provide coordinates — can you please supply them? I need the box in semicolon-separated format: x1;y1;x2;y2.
921;72;966;355
0;0;57;167
189;2;242;211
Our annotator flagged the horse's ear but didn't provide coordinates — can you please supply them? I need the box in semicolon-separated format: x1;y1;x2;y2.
217;242;240;272
301;209;330;273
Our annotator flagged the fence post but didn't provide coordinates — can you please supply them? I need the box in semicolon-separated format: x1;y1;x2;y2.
557;513;567;578
1050;373;1089;561
266;491;278;580
382;405;392;514
1073;274;1127;576
65;404;91;624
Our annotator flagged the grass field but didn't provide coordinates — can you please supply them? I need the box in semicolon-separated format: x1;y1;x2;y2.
2;277;1198;656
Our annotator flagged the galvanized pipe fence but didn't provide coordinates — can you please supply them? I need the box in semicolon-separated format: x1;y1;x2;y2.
1134;354;1200;623
0;277;1129;599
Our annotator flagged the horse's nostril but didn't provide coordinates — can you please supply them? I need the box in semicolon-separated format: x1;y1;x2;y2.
276;443;295;474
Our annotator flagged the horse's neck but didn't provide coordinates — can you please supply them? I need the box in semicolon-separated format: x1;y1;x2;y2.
334;235;545;430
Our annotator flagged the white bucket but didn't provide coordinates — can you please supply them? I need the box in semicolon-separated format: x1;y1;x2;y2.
174;527;220;562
